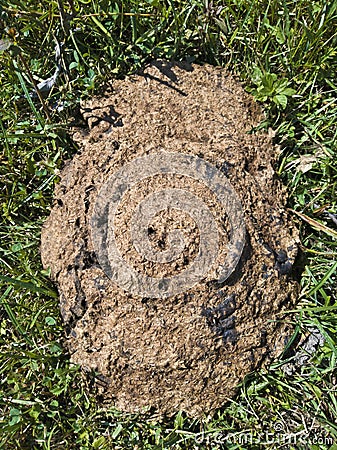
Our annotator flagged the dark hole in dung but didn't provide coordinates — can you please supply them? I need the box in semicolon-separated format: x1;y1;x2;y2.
202;294;238;344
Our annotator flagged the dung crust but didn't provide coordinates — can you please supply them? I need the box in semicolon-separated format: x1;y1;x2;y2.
41;61;299;416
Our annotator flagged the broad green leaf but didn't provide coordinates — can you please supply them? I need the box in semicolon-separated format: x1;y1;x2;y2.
261;73;277;90
282;87;297;96
274;94;288;108
45;316;56;326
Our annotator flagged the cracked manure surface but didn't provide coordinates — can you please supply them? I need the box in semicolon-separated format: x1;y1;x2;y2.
41;61;300;416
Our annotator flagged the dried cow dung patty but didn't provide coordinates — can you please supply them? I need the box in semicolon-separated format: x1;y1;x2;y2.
41;61;300;416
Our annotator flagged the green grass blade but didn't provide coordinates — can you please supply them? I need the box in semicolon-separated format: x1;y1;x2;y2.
0;286;34;346
0;275;58;298
12;59;45;128
307;261;337;297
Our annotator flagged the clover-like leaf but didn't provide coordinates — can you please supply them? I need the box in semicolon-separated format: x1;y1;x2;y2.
274;94;288;109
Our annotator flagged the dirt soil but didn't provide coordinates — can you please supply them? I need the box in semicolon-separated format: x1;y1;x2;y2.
41;61;300;416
